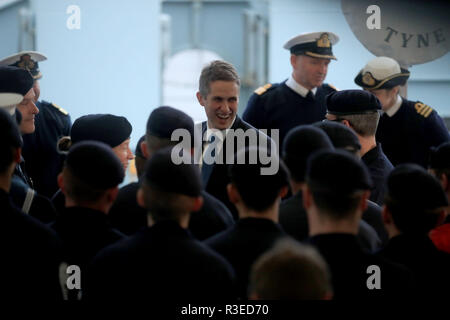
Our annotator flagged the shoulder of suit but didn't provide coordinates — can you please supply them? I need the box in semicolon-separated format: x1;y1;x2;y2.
253;83;278;96
412;101;435;119
43;101;69;116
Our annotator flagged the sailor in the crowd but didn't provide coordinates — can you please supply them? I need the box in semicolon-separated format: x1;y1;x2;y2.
354;56;450;168
0;51;72;198
243;31;339;150
325;89;393;206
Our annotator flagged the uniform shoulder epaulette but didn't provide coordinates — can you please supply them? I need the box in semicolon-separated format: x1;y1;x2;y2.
327;83;339;91
51;103;69;116
254;83;273;96
414;102;433;118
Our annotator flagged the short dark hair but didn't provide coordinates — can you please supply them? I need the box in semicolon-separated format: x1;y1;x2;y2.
306;149;372;219
62;167;108;203
336;112;380;137
229;147;289;212
250;239;332;299
385;164;448;234
429;141;450;184
198;60;240;98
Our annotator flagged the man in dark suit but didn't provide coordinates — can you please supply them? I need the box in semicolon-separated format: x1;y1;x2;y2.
279;125;382;252
51;141;126;300
243;32;339;151
205;147;289;299
85;147;235;302
0;108;62;301
378;164;450;297
197;60;274;219
325;90;393;205
109;107;235;239
304;149;414;299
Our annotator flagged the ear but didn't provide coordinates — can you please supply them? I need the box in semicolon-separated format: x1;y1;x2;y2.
341;119;352;129
14;148;21;164
57;172;65;194
382;205;392;225
191;196;204;212
290;54;298;69
137;187;146;208
279;185;289;199
141;140;150;160
302;185;312;210
227;183;240;204
359;191;370;212
196;91;205;107
435;209;447;227
441;173;449;192
106;186;119;204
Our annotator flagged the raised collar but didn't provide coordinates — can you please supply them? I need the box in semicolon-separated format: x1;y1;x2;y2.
385;95;403;117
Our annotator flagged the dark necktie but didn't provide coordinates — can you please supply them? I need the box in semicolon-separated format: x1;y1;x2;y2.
306;90;315;101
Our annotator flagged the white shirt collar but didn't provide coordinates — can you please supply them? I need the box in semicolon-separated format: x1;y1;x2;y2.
286;74;317;98
205;116;236;142
385;95;403;117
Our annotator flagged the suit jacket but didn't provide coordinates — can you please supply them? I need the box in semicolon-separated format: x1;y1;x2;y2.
279;192;382;252
85;220;235;302
201;116;272;219
204;217;287;299
1;189;62;301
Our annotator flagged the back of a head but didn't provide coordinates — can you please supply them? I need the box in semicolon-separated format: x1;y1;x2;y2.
250;238;332;300
134;135;147;177
306;149;373;219
385;164;448;234
141;146;202;221
282;125;334;183
63;141;125;203
313;121;361;156
229;147;289;212
326;90;381;137
145;106;195;153
0;66;33;116
0;108;22;174
429;141;450;183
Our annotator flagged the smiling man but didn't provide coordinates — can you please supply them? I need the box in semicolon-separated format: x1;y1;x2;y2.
243;31;339;150
197;60;265;219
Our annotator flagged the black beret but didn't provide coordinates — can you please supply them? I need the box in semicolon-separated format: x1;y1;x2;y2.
387;164;448;212
326;90;381;116
71;114;132;148
283;125;334;182
429;142;450;170
313;121;361;154
0;108;22;149
306;149;373;194
0;66;33;105
65;141;125;189
146;106;194;140
143;146;202;197
135;135;146;159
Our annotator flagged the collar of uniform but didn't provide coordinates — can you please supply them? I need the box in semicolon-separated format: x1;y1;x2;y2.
286;75;317;98
385;95;403;117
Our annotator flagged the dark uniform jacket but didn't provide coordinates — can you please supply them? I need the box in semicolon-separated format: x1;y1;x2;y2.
1;189;62;301
22;100;72;198
243;81;336;150
201;116;271;219
279;192;383;251
376;98;450;168
85;220;235;302
10;159;57;223
361;143;393;206
308;233;415;299
377;233;450;298
204;217;287;299
96;181;235;240
50;206;125;299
